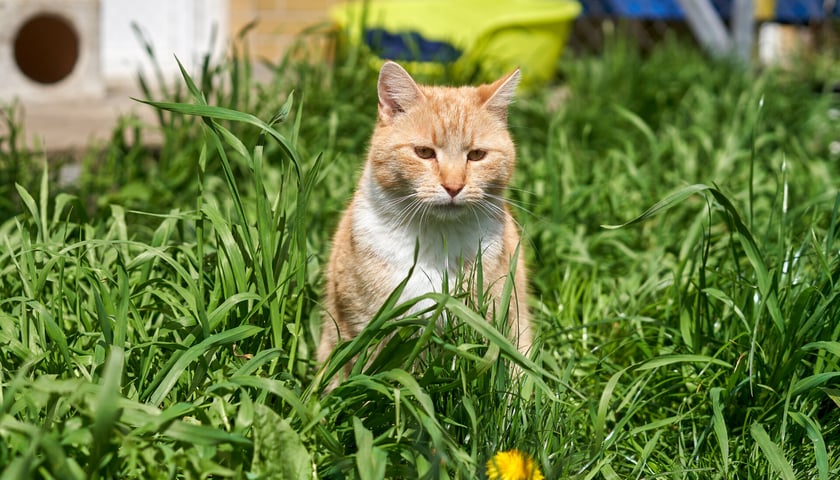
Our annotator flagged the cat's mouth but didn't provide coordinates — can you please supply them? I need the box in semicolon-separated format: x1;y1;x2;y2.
430;197;466;207
427;199;470;218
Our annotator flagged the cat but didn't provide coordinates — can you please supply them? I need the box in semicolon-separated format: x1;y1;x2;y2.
317;61;531;385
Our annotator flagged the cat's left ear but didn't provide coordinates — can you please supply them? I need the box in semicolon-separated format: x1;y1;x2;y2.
479;68;521;120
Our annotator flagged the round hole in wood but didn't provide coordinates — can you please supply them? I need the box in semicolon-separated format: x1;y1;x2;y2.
14;13;80;84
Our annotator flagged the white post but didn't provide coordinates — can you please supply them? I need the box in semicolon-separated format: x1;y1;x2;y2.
732;0;755;62
675;0;733;57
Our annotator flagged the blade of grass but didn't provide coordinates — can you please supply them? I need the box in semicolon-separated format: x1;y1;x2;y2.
148;325;263;406
89;347;124;477
750;423;795;480
710;387;730;474
789;412;828;480
601;184;711;229
592;368;627;456
636;354;732;371
354;417;387;480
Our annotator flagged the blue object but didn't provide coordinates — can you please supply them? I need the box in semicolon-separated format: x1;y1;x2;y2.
581;0;837;22
580;0;686;19
364;28;463;63
775;0;826;22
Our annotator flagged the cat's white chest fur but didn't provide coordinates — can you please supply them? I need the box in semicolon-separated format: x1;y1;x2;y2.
353;171;504;307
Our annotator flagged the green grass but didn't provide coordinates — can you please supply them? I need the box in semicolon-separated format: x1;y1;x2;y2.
1;27;839;478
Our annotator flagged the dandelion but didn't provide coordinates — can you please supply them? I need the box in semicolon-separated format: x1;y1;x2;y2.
486;449;544;480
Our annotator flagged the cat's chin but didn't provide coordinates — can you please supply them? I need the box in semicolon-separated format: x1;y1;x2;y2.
426;202;471;221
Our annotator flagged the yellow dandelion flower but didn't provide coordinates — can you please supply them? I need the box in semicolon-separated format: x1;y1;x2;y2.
486;449;544;480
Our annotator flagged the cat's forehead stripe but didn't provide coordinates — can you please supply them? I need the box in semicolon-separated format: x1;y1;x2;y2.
422;87;477;147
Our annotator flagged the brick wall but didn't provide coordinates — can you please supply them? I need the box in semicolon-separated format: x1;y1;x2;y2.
228;0;343;60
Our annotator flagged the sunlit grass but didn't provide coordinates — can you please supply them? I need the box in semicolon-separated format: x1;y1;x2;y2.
1;28;839;478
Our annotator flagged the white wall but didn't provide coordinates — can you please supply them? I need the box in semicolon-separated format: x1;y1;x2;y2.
100;0;228;85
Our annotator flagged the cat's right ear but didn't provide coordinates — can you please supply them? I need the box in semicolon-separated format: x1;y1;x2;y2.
479;68;521;121
378;61;422;123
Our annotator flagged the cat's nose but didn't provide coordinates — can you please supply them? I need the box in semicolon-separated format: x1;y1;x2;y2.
442;183;464;198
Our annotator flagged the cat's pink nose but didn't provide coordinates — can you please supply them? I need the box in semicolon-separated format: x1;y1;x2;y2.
442;183;464;198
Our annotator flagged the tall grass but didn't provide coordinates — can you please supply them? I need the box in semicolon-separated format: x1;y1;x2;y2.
1;27;839;478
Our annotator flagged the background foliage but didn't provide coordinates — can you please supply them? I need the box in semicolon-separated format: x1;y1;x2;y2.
1;26;839;478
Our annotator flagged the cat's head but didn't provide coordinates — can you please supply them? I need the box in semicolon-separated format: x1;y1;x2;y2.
367;61;520;222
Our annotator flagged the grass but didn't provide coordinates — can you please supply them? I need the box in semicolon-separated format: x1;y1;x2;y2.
1;25;839;478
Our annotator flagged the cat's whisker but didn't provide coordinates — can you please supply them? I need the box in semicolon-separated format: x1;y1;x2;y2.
483;192;537;218
380;192;424;228
475;200;528;237
472;196;507;218
484;181;533;193
394;198;424;228
381;193;419;210
418;203;432;231
393;209;413;228
476;203;509;228
484;183;537;206
406;201;427;228
467;204;486;232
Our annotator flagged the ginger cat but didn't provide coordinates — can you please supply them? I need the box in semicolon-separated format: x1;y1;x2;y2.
317;61;531;383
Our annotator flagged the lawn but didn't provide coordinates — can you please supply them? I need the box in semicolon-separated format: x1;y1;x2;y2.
1;26;839;479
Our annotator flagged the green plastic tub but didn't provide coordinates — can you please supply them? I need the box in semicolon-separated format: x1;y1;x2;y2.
330;0;581;87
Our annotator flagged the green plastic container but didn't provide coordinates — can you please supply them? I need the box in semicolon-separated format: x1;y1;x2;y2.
330;0;582;87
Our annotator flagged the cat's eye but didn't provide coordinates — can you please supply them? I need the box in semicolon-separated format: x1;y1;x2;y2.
414;146;436;160
467;149;487;161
